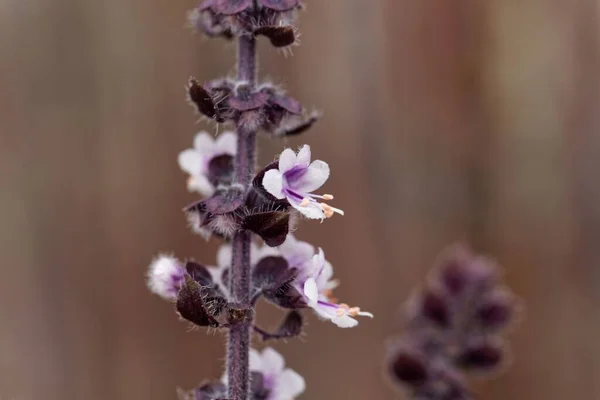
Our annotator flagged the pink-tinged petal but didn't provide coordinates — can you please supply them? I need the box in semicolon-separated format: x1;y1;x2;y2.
289;199;325;220
303;278;319;304
332;314;359;328
187;174;214;197
214;131;237;155
178;149;203;175
193;131;216;155
278;148;298;173
147;255;185;301
289;160;330;193
249;348;262;371
260;347;285;375
275;369;306;399
263;169;286;199
315;304;358;328
318;262;337;291
296;145;311;167
279;235;315;269
217;243;232;269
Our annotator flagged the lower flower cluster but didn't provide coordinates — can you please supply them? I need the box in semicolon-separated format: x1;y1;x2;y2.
386;245;521;400
148;234;372;398
147;234;373;331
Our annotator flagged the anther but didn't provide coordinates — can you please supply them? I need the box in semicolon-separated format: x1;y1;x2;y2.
348;307;361;317
299;198;310;207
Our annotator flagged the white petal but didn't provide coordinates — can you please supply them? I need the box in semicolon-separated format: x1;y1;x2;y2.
217;244;232;269
193;131;216;154
251;244;280;265
278;235;315;270
187;174;214;197
215;131;237;155
278;148;298;173
289;160;330;193
289;199;325;220
249;348;262;371
275;369;306;399
147;255;184;300
296;145;311;167
260;347;285;375
263;169;286;199
303;278;319;304
178;149;203;175
318;261;335;287
332;314;359;328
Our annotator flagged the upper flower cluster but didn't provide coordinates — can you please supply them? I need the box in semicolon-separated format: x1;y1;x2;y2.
387;245;521;400
187;79;318;138
190;0;302;46
178;141;342;245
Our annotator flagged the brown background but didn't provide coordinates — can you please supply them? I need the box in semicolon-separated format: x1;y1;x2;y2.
1;0;600;399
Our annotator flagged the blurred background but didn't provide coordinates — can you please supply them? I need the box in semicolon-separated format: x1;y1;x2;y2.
2;0;600;399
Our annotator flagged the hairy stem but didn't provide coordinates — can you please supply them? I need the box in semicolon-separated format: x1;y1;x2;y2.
227;33;257;400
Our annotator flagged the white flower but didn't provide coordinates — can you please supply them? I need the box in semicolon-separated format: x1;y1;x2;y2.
246;347;306;400
262;145;344;220
178;131;237;196
278;234;315;269
147;255;185;301
300;248;373;328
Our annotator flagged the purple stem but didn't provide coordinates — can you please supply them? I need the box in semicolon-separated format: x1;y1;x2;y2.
227;33;257;400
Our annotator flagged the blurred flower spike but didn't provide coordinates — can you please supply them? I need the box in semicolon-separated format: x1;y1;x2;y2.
387;244;522;400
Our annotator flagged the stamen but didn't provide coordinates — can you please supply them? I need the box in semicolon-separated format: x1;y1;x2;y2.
328;205;345;216
299;198;310;207
320;202;344;218
322;194;334;200
339;303;350;309
336;308;345;317
348;307;361;317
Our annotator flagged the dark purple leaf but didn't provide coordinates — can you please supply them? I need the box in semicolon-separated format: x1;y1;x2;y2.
243;210;290;247
275;310;303;338
185;261;214;286
254;25;296;47
252;256;294;290
188;79;217;119
207;154;235;187
269;93;302;114
176;275;225;328
275;113;319;136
